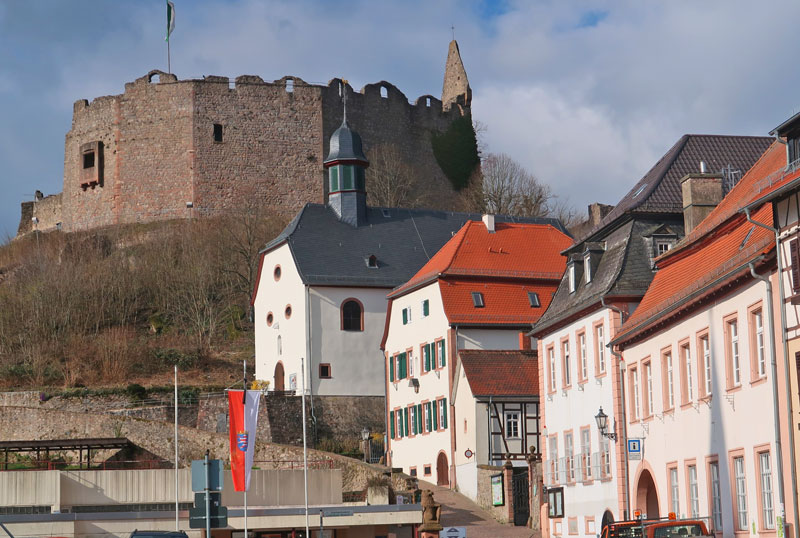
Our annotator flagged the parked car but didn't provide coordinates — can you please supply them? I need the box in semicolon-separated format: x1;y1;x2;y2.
130;531;189;538
602;513;712;538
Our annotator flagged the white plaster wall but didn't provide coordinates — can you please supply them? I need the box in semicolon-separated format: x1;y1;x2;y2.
308;286;388;396
384;282;453;478
456;461;479;500
254;244;308;392
458;328;519;350
453;368;478;468
623;280;779;537
538;308;620;536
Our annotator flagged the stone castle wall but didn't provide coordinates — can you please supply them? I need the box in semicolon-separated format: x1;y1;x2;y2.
56;68;469;233
17;194;63;235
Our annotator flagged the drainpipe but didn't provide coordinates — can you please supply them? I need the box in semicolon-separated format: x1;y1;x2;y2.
750;260;788;529
744;207;799;537
602;296;631;520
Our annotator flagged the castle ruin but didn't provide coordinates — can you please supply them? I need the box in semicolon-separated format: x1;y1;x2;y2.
18;40;473;234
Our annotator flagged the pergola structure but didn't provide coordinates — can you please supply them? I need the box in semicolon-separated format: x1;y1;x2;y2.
0;438;131;470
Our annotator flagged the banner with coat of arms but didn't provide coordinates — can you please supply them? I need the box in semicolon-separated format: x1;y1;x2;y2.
227;390;260;491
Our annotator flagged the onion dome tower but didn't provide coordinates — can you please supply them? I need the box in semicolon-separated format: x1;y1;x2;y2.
324;95;370;227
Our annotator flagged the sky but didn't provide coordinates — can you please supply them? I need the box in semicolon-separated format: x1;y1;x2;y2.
2;0;800;239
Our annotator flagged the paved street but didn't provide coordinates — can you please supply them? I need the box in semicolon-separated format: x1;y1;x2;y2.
418;480;538;538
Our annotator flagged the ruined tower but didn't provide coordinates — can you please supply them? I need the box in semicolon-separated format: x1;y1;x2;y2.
441;40;472;111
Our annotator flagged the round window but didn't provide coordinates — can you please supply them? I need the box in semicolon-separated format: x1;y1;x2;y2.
285;305;292;319
274;265;282;281
267;312;274;326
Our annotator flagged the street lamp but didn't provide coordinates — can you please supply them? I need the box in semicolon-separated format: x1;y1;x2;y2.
361;428;370;463
595;407;617;441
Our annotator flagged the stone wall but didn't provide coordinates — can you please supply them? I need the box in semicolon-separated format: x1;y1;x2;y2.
0;405;386;492
17;194;63;235
55;68;469;234
476;464;509;523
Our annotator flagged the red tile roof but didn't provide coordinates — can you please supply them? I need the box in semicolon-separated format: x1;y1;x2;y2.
389;220;572;297
614;144;782;346
458;350;538;397
439;279;555;325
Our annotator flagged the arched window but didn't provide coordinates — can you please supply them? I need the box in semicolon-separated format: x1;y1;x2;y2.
277;335;282;355
341;299;363;331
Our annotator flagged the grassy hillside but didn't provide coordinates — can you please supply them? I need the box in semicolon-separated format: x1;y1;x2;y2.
0;211;287;390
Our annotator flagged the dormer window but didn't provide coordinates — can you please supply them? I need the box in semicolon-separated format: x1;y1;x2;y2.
471;292;485;308
568;264;576;293
584;253;592;284
789;135;800;169
655;240;672;257
528;292;540;308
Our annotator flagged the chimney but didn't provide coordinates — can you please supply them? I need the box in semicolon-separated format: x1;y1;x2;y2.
482;214;495;233
681;172;723;233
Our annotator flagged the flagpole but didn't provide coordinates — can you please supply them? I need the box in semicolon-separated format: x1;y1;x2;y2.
174;364;179;531
243;359;248;538
301;357;310;537
167;38;171;75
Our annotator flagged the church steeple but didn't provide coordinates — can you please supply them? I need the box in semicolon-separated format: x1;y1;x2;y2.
324;94;370;227
441;40;471;111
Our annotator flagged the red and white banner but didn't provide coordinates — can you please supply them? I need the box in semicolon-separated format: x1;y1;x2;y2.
227;390;260;491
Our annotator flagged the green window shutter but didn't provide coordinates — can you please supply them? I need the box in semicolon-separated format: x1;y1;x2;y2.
399;352;407;379
389;355;395;382
390;410;395;439
423;300;429;316
442;398;448;429
433;401;439;430
424;345;431;371
416;404;423;433
439;340;446;367
402;308;408;325
425;403;432;432
403;407;409;437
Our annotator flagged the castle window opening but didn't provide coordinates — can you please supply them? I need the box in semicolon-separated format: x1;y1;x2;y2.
83;151;95;169
285;78;294;93
213;124;223;143
380;86;388;99
149;73;160;83
426;97;431;107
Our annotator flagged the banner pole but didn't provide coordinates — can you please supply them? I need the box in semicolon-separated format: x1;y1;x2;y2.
301;357;309;537
174;364;179;531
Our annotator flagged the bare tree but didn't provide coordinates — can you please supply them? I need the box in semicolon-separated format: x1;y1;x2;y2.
366;144;425;208
480;153;552;217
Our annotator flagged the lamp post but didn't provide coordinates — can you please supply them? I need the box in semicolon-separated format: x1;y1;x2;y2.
595;407;617;441
361;428;370;463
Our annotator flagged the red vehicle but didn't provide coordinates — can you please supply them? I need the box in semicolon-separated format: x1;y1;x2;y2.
601;513;712;538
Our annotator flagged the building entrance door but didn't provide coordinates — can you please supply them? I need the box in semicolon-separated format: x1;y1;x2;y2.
436;452;449;486
274;362;285;392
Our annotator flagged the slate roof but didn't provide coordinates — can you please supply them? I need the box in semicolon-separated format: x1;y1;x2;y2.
457;350;538;398
324;119;368;164
531;134;770;337
256;204;568;290
577;135;771;244
612;146;780;347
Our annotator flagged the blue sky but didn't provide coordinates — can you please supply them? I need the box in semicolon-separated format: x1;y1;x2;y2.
1;0;800;239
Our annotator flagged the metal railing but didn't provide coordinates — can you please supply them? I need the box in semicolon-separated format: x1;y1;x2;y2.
0;459;171;471
544;450;611;486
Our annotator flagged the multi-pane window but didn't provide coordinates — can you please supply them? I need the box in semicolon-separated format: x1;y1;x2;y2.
596;324;606;373
438;398;448;430
755;310;766;378
710;462;723;531
565;432;575;482
644;362;654;417
505;412;520;438
734;456;748;531
631;367;641;420
409;405;417;435
669;467;680;515
665;352;675;409
600;434;611;477
424;402;432;433
701;335;712;396
569;264;576;293
438;340;446;368
759;452;775;530
581;429;591;480
579;333;588;380
562;340;571;387
549;436;558;483
548;347;557;392
688;465;699;517
728;320;741;387
682;344;694;402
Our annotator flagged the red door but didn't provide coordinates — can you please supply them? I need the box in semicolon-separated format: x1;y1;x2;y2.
437;452;449;486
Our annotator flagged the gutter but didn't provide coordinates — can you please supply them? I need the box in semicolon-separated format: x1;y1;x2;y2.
744;207;799;537
602;295;630;520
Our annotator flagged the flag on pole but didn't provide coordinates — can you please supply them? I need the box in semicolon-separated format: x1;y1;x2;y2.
228;390;260;491
166;0;176;42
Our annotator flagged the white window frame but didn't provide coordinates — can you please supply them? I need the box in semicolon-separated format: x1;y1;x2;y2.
734;456;748;531
408;349;414;377
688;465;699;517
760;452;775;530
756;310;766;378
729;320;740;386
645;362;654;416
549;347;556;392
670;467;680;515
584;254;592;283
597;324;606;373
505;411;520;439
684;345;694;402
702;335;712;396
568;263;576;293
563;340;571;386
710;461;723;531
666;352;675;408
564;432;575;482
632;367;641;420
579;333;587;380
